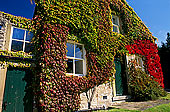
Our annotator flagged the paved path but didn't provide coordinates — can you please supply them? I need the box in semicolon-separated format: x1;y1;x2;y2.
111;99;170;111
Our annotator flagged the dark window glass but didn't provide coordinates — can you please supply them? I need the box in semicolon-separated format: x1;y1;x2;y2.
75;44;83;59
103;96;107;99
75;60;83;74
11;40;23;51
66;43;74;57
66;59;73;73
25;43;33;53
113;26;118;32
26;31;33;41
12;28;25;40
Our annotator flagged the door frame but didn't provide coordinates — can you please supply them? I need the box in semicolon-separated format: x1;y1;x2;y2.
113;56;129;97
0;67;7;112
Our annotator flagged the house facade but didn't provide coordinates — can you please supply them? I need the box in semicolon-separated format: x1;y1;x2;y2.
0;0;164;111
0;12;33;112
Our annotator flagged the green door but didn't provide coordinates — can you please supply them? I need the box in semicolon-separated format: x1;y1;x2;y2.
2;68;33;112
114;59;123;96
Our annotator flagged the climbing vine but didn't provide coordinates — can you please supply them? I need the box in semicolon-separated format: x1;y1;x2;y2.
0;11;32;29
0;11;33;68
31;0;163;111
126;40;164;87
0;0;164;111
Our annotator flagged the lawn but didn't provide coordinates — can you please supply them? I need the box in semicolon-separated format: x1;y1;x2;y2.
94;93;170;112
144;93;170;112
144;103;170;112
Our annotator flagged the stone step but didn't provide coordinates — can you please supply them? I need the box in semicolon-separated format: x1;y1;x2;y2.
112;95;131;101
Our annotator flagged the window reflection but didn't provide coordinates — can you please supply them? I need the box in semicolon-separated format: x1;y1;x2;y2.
26;31;33;41
11;27;33;53
75;60;83;74
112;16;119;25
66;43;74;57
75;44;83;59
66;42;85;76
112;15;119;33
12;28;25;40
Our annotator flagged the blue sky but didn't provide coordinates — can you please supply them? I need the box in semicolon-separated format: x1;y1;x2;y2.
126;0;170;46
0;0;35;19
0;0;169;46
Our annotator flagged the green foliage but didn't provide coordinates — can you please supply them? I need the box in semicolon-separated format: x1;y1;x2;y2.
0;0;164;111
159;33;170;89
0;11;33;68
0;11;32;29
161;93;170;100
31;0;163;111
128;61;167;101
0;50;33;68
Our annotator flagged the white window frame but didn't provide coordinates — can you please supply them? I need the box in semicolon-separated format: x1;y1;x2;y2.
112;15;120;33
9;26;31;52
66;40;86;76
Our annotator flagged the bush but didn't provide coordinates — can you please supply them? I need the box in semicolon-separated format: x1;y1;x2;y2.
128;61;167;101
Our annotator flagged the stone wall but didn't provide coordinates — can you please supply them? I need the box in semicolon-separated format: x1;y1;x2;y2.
80;82;113;110
0;12;12;112
0;13;7;50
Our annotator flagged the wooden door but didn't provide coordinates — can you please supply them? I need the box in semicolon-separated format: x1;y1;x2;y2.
114;59;123;96
2;68;33;112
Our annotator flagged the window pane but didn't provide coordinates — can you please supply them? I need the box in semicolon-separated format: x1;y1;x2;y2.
75;60;83;74
25;43;33;53
112;16;119;25
11;40;23;51
75;44;83;59
26;31;33;41
66;59;73;73
12;28;25;40
113;26;118;32
137;57;143;67
66;43;74;57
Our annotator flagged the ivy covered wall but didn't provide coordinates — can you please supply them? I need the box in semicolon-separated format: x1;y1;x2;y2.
31;0;164;111
0;0;164;111
0;11;33;68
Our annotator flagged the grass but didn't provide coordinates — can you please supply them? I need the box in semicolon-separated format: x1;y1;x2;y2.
143;93;170;112
144;103;170;112
93;93;170;112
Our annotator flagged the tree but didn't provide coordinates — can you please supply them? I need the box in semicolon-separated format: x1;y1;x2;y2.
166;32;170;49
159;32;170;90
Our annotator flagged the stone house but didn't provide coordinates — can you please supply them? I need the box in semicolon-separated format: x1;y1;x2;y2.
0;0;163;111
